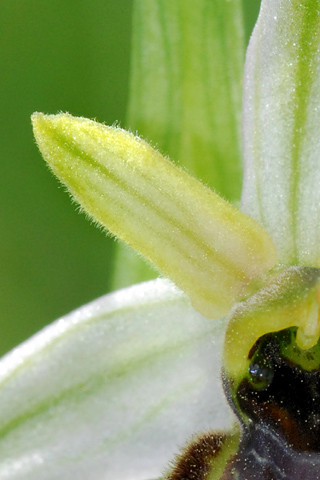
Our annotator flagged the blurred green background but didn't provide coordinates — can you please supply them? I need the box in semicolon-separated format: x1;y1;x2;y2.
0;0;260;357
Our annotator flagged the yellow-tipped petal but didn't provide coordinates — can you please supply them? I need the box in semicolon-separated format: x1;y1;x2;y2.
32;112;277;319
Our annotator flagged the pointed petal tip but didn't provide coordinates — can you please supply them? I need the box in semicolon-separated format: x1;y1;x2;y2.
31;111;49;130
31;112;58;150
32;112;76;140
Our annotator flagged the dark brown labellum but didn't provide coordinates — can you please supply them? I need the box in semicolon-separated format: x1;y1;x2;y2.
223;328;320;479
165;328;320;479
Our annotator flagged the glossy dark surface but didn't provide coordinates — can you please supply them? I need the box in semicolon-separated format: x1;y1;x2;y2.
223;330;320;479
222;423;320;479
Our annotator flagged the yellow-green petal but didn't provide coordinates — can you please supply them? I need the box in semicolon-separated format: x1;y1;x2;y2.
32;112;277;319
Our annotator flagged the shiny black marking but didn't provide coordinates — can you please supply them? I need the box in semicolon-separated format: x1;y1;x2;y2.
221;423;320;479
223;329;320;479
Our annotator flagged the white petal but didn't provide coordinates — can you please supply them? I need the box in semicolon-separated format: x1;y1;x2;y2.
0;280;232;480
242;0;320;266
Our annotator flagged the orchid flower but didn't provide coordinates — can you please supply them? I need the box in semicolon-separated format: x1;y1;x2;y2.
1;1;320;479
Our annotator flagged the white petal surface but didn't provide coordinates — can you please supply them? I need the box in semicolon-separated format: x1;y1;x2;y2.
0;280;232;480
242;0;320;266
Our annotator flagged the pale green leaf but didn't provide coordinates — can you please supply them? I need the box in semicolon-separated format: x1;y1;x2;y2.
128;0;245;200
0;280;232;480
32;112;277;319
242;0;320;267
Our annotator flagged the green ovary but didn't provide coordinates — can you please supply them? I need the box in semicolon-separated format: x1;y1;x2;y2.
223;266;320;386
